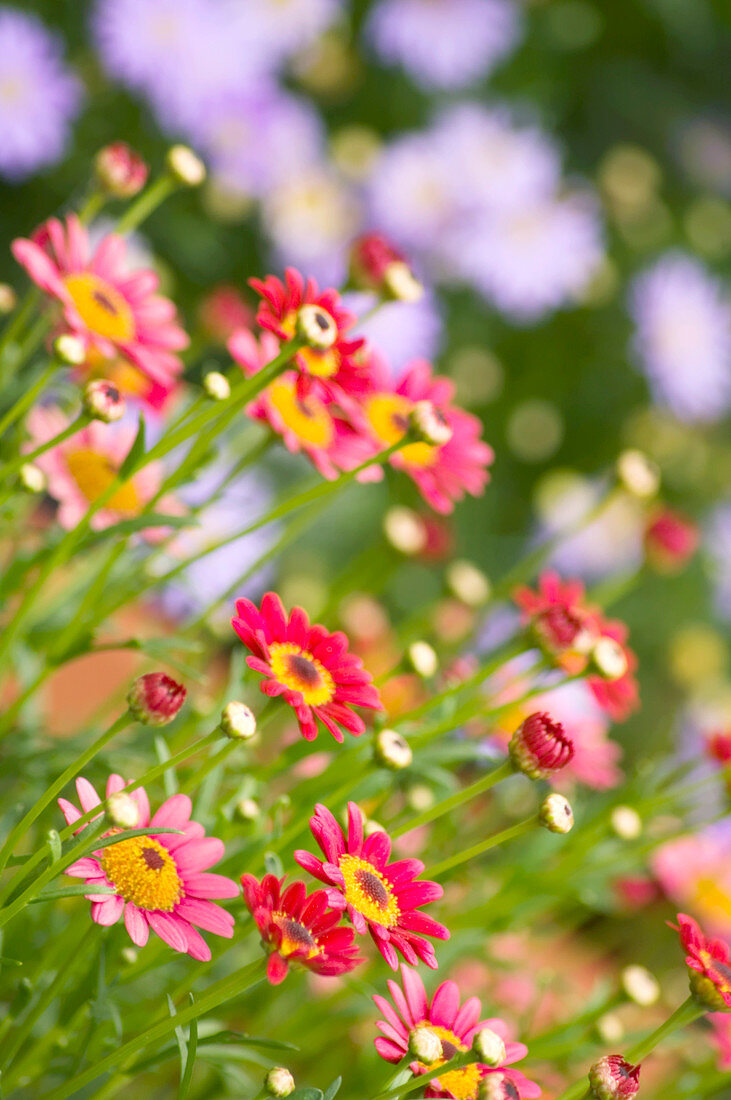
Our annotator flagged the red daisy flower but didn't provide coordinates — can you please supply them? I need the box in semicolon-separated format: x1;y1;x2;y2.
671;912;731;1011
586;614;640;723
361;356;494;514
229;328;379;482
231;592;383;742
513;570;596;674
248;266;368;406
294;801;449;970
12;215;188;410
644;507;699;574
373;964;541;1099
241;872;363;985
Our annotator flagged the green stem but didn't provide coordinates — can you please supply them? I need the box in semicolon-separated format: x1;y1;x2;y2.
2;413;89;483
0;711;132;878
429;814;538;879
116;174;178;234
0;357;57;438
78;190;106;224
392;760;514;839
44;962;265;1100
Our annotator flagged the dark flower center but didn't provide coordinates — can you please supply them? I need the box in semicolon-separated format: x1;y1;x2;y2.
287;654;321;687
142;846;166;870
278;917;316;951
92;288;120;315
355;868;391;909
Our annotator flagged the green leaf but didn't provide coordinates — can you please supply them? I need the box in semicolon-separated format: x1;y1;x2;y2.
30;883;118;903
323;1078;342;1100
80;511;196;549
46;829;62;863
264;851;284;877
289;1090;323;1100
178;996;198;1100
119;412;146;477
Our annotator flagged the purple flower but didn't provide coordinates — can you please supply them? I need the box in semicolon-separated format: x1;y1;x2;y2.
345;291;442;372
707;504;731;621
451;193;604;322
0;8;81;181
229;0;344;68
366;0;521;90
628;253;731;423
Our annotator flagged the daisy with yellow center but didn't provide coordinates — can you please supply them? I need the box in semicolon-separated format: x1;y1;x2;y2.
268;642;336;707
63;272;136;343
58;775;238;961
414;1024;481;1100
267;376;335;449
295;801;449;971
365;392;437;467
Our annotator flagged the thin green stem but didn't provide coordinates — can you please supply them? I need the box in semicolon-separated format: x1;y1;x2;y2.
2;413;88;482
392;760;514;839
429;814;538;879
0;357;57;439
625;995;703;1063
116;174;177;234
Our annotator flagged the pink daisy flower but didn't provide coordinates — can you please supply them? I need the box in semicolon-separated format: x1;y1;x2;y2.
373;964;541;1098
586;613;640;724
241;872;363;985
362;356;494;514
58;774;239;961
25;405;178;533
294;801;449;970
248;266;369;407
231;591;383;742
229;327;380;481
671;912;731;1011
513;570;597;675
12;215;188;407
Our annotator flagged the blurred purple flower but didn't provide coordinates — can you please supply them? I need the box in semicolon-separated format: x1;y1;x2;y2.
628;253;731;423
707;504;731;621
0;8;81;181
366;0;521;90
227;0;344;68
452;194;604;322
345;291;443;372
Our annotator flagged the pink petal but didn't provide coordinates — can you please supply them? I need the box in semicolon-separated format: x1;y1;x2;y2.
147;911;189;953
174;837;224;872
151;793;192;829
174;898;234;937
184;872;240;899
124;904;150;947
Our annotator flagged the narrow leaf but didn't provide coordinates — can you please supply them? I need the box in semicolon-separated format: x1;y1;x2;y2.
119;412;146;477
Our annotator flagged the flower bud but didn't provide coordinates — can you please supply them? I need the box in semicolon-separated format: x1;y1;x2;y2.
349;233;423;301
53;334;86;366
620;964;659;1006
589;1055;641;1099
408;400;452;447
383;261;424;303
95;142;148;198
592;637;629;681
472;1027;506;1067
166;145;206;187
596;1013;624;1044
610;806;642;840
202;370;231;401
220;701;257;741
106;791;140;829
121;946;138;964
19;462;46;494
617;448;660;499
374;728;413;771
509;711;574;780
264;1067;295;1097
539;793;574;834
707;730;731;765
296;303;338;349
408;1026;442;1063
446;560;491;607
383;505;427;555
407;640;438;678
127;672;186;727
644;508;698;574
0;283;17;313
83;379;126;423
478;1075;519;1100
236;797;260;821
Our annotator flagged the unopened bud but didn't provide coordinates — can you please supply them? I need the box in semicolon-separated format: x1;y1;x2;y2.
236;797;260;821
383;261;424;303
408;1026;442;1063
166;145;206;187
374;728;413;771
54;334;86;366
617;449;660;499
264;1067;295;1097
589;1055;641;1099
83;379;125;423
596;1013;625;1044
95;142;148;198
539;793;574;834
592;637;628;680
0;283;17;313
106;791;140;829
220;701;257;740
127;672;186;726
383;505;427;555
19;463;46;494
409;400;452;447
296;303;338;349
407;640;438;678
509;712;574;780
349;233;423;301
203;370;231;401
478;1075;516;1100
446;560;491;607
472;1027;506;1067
121;946;138;964
611;806;642;841
621;964;659;1006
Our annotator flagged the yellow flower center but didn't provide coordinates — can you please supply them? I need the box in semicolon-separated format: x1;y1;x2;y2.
65;448;140;514
101;833;182;911
268;642;335;707
281;310;340;378
82;346;151;396
272;911;322;959
339;854;400;927
268;377;335;448
694;878;731;926
415;1024;482;1100
64;273;135;343
365;393;436;466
